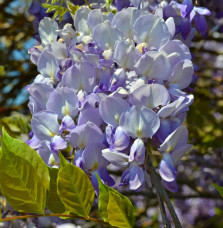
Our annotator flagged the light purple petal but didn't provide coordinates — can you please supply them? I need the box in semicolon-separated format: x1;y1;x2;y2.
31;111;59;141
60;115;76;132
171;94;194;116
44;42;68;60
120;168;130;186
62;62;96;93
33;74;54;86
134;51;171;80
129;138;145;164
157;97;185;118
26;135;41;150
165;17;176;39
74;7;91;36
109;68;127;92
105;125;114;146
111;7;142;39
161;40;191;64
159;153;176;182
73;149;83;168
102;149;129;167
99;96;130;127
38;141;52;165
169;59;194;89
194;6;211;16
46;87;79;119
93;21;120;50
78;107;103;127
120;105;160;139
87;9;105;32
51;135;67;151
27;83;54;114
133;14;170;49
113;126;130;151
156;118;181;144
129;166;145;191
129;84;170;109
113;40;140;70
37;50;60;84
82;143;108;171
39;17;58;45
68;122;104;149
160;126;189;152
171;144;192;164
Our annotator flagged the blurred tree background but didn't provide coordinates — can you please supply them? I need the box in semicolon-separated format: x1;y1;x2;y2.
0;0;223;227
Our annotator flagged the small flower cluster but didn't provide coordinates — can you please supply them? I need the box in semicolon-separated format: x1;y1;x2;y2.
115;0;211;42
27;5;195;193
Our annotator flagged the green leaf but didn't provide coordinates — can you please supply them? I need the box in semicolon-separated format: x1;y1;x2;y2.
45;0;62;4
213;183;223;198
0;65;6;77
46;167;66;213
97;174;135;228
66;1;79;15
0;112;30;137
0;128;50;213
106;0;113;12
42;4;69;23
57;152;95;217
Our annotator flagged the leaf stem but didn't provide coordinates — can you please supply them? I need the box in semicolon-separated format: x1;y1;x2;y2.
146;147;182;228
84;0;92;10
1;213;109;226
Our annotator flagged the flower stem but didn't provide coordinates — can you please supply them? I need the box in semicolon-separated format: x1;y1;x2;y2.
84;0;92;10
146;148;182;228
0;213;109;226
146;154;171;228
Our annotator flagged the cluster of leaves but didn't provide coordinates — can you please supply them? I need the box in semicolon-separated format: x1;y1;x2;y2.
0;129;135;228
0;112;30;138
42;0;80;23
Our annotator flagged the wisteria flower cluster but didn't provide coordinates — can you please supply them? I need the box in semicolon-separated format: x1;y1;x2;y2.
115;0;211;42
27;5;196;194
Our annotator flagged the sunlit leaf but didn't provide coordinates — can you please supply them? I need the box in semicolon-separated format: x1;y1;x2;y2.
42;4;69;23
106;0;113;12
46;167;66;213
0;112;30;137
213;183;223;198
0;65;6;77
66;1;79;15
0;128;50;213
97;174;135;228
57;152;95;217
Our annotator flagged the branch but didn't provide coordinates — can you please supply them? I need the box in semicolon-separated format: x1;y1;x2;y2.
0;213;109;226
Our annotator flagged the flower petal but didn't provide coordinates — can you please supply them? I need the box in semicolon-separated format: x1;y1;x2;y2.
31;111;59;141
102;149;129;167
129;166;145;191
120;105;160;139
